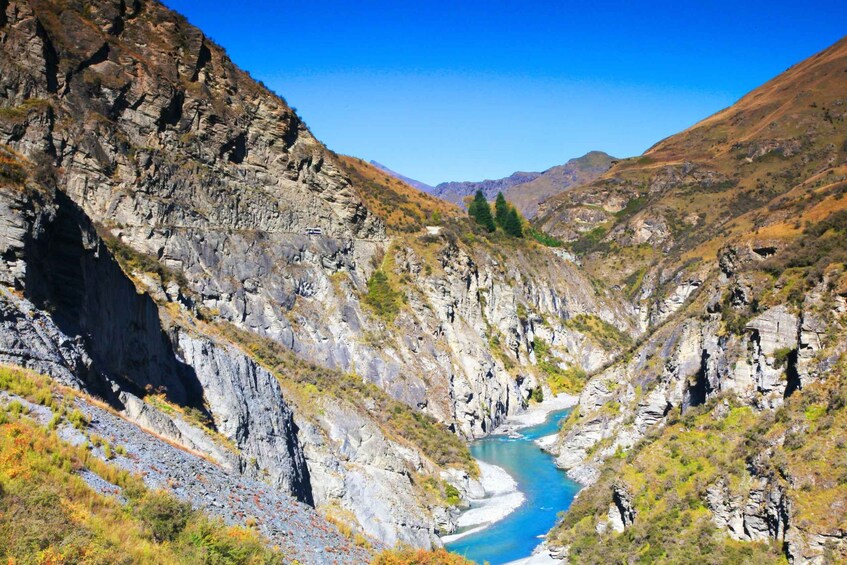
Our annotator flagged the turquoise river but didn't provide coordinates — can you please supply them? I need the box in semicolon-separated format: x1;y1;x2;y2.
446;409;582;564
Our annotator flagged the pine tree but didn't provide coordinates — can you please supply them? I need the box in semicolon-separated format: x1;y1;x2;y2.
468;190;496;232
494;192;509;227
467;193;480;222
502;206;524;237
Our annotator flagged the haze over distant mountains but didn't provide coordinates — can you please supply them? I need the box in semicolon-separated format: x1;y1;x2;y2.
372;151;615;218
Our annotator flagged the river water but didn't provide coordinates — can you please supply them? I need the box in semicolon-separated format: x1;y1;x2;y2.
445;409;581;564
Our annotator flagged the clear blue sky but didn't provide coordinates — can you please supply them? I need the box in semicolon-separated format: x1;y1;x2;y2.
164;1;847;185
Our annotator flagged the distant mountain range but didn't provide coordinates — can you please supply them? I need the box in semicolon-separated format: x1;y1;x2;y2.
372;151;615;218
369;161;435;193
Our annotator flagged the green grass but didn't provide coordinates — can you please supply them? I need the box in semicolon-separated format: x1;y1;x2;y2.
565;314;633;351
614;195;648;220
0;98;51;122
623;267;647;300
364;270;402;321
532;338;588;394
0;370;280;564
571;226;610;255
551;354;847;564
528;227;564;247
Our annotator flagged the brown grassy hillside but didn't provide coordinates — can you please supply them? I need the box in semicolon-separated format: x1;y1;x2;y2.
536;36;847;286
339;156;461;233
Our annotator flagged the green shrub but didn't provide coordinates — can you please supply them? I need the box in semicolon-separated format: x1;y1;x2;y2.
365;270;402;321
180;516;275;563
571;226;609;255
530;387;545;403
444;483;461;506
773;347;794;369
565;314;633;350
614;195;647;219
6;400;26;416
138;491;193;542
528;228;563;247
532;338;588;394
68;409;89;430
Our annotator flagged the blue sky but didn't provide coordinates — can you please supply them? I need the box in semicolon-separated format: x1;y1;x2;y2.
164;1;847;185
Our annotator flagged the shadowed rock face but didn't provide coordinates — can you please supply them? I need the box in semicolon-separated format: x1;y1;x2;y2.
23;190;199;406
0;181;315;502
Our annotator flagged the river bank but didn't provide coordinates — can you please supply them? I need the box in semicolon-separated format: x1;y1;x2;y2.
494;393;579;435
442;394;577;544
444;394;581;564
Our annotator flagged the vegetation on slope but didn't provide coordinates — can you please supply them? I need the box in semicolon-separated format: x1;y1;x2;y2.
759;209;847;289
371;547;472;564
468;190;497;232
0;145;29;186
469;190;525;237
532;338;588;395
565;314;633;351
365;270;403;321
713;208;847;337
551;353;847;564
97;223;189;289
215;323;477;475
0;366;279;564
339;155;459;233
536;36;847;292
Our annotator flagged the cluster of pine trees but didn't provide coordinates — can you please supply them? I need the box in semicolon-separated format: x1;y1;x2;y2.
468;191;523;237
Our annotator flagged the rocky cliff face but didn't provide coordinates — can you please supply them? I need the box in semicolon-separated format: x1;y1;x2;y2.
6;0;843;560
537;35;847;563
547;235;847;562
0;0;638;549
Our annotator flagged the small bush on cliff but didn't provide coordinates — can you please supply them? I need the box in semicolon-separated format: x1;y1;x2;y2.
571;226;609;255
365;270;402;321
137;491;193;542
532;338;588;394
0;153;27;186
565;314;633;350
97;225;189;289
528;227;563;247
